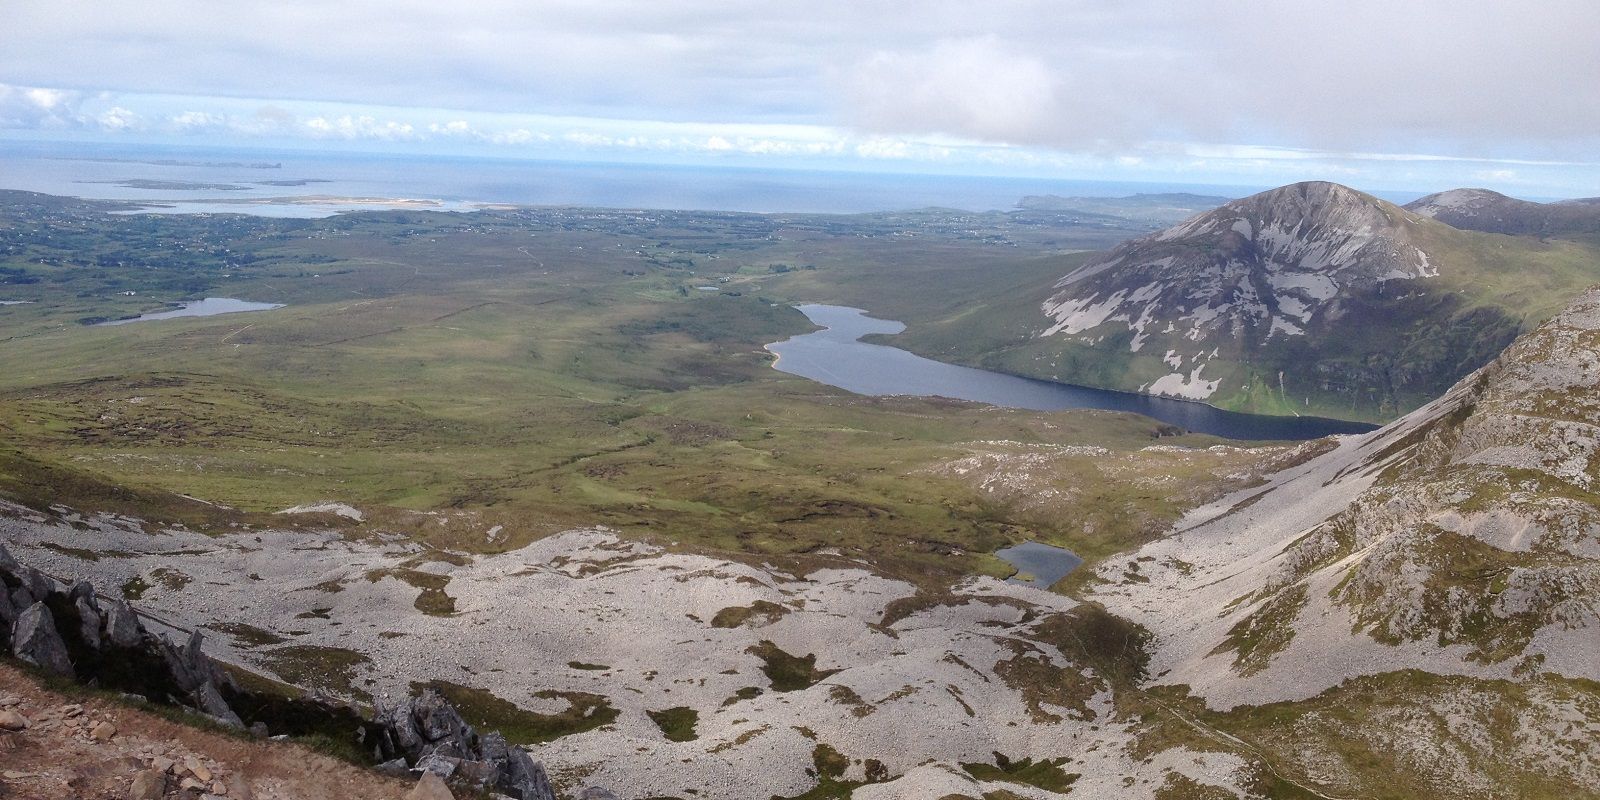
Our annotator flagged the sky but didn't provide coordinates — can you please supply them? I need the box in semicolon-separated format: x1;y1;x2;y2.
2;1;1598;197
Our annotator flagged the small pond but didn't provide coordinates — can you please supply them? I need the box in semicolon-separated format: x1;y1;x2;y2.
97;297;284;326
995;541;1084;588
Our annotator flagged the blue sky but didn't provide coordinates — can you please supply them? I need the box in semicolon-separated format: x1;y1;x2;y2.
3;1;1598;197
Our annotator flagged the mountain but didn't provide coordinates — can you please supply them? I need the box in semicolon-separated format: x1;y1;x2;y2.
1405;187;1600;238
889;181;1600;422
1089;286;1600;797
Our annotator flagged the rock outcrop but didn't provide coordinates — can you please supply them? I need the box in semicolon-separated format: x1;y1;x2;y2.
0;542;564;800
373;690;556;800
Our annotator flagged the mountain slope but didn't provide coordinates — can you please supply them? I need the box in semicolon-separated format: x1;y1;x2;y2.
1088;286;1600;797
894;181;1600;422
1406;187;1600;239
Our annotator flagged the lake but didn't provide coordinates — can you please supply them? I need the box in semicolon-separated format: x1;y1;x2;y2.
765;304;1378;441
97;297;284;326
995;541;1084;587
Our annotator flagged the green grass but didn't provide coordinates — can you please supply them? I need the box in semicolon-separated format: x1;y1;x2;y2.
748;641;839;693
412;679;620;745
646;706;699;742
961;755;1080;793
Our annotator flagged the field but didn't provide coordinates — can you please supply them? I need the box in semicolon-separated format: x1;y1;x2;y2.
0;191;1281;586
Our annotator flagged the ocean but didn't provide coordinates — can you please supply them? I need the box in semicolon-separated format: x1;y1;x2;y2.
0;140;1259;217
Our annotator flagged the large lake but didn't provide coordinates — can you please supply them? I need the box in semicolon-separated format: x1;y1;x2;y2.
765;304;1377;441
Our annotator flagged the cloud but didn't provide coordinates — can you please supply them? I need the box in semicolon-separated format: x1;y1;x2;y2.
0;0;1594;161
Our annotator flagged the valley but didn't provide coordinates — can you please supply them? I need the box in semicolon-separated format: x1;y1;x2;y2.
1;184;1597;799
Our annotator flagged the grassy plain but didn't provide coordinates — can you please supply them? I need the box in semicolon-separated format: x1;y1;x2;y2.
0;192;1277;586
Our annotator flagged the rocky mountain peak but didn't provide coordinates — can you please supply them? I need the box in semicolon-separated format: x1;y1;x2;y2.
1038;181;1438;402
1405;187;1600;237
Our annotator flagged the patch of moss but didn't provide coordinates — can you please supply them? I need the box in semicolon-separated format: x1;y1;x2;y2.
207;622;287;648
748;641;839;692
710;599;789;628
255;645;372;699
1152;773;1238;800
647;706;699;742
412;679;619;745
961;754;1080;793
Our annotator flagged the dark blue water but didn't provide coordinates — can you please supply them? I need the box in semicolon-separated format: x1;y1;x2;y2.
766;304;1377;441
995;541;1084;587
0;141;1258;216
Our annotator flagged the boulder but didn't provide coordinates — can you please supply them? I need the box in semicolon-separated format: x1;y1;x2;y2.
19;566;54;602
414;752;459;779
194;680;244;728
103;599;144;649
415;690;473;746
503;748;557;800
75;595;103;650
12;601;74;676
406;772;455;800
129;768;167;800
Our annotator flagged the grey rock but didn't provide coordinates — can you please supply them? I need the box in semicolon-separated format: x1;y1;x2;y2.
415;689;473;745
503;748;556;800
104;599;143;648
249;720;270;738
74;595;102;650
11;602;73;676
380;696;424;754
414;753;459;779
194;679;244;728
375;757;411;777
19;566;54;601
479;731;510;770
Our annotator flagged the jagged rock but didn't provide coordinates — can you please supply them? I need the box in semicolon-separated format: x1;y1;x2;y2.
90;720;117;740
103;599;143;648
375;758;410;777
249;720;270;738
414;752;459;779
19;566;54;602
503;748;556;800
75;595;103;650
479;731;510;772
194;680;244;729
12;601;74;676
406;772;455;800
457;760;499;786
379;696;424;754
0;583;15;628
415;690;473;746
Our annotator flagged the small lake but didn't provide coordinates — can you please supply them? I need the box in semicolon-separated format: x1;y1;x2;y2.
996;541;1084;587
97;297;284;326
765;304;1377;441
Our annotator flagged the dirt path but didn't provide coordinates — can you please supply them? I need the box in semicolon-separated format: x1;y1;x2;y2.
0;662;410;800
